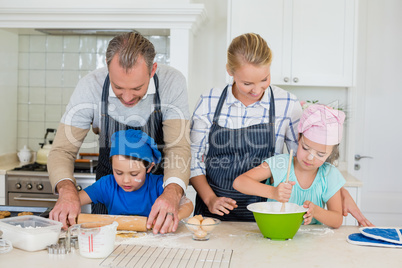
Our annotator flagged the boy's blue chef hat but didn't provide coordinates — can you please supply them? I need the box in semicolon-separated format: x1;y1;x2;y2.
110;129;162;164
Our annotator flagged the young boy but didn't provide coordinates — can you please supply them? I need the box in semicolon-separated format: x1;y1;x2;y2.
79;129;193;219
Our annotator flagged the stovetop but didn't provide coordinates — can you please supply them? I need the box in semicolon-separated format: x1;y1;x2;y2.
11;162;96;174
13;162;47;172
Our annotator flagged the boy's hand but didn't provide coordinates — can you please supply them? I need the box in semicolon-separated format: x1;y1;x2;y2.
207;196;238;216
303;200;315;225
274;181;295;203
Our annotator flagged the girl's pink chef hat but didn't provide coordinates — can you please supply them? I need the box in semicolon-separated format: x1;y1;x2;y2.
298;104;346;145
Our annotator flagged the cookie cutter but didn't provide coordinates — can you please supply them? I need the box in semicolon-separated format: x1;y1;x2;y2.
47;236;78;254
0;230;13;254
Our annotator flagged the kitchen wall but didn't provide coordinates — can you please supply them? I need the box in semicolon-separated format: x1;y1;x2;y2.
1;0;348;162
15;31;170;154
0;29;18;156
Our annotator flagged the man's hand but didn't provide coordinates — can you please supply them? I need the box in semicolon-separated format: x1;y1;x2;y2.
147;183;183;234
49;180;81;230
341;187;374;227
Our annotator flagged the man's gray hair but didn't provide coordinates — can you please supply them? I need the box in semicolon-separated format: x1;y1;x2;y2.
106;32;156;74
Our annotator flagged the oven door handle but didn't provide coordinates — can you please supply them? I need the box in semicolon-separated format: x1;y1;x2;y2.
13;196;58;202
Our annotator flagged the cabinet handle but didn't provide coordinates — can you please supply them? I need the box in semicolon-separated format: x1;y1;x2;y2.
283;77;289;82
293;77;299;83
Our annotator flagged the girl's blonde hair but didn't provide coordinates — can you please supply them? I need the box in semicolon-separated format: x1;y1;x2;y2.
106;32;156;74
227;33;272;74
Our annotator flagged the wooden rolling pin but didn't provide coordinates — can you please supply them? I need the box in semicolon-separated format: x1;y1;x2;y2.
77;214;147;231
77;197;194;231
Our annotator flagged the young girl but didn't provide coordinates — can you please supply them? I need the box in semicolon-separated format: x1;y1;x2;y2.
233;104;346;228
79;129;193;227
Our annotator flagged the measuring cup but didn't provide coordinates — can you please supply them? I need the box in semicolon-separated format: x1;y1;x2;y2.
67;220;118;258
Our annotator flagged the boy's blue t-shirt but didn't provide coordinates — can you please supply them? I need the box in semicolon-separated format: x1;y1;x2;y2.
84;173;164;216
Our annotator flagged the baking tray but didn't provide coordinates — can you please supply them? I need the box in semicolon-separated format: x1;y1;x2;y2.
0;205;51;218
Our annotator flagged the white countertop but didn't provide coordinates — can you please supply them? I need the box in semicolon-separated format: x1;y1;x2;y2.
0;153;20;175
1;222;400;267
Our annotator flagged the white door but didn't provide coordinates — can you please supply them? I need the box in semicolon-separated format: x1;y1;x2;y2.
348;0;402;226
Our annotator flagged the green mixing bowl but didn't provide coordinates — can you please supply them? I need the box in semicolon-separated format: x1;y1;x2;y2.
247;202;307;240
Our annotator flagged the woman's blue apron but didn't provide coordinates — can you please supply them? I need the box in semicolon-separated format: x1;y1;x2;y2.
92;74;164;214
194;85;276;221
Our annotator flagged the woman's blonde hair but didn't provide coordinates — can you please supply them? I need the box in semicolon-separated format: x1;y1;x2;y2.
106;32;156;74
227;33;272;74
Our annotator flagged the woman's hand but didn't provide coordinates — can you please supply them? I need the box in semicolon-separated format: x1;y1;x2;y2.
302;200;316;225
207;196;238;216
340;188;374;227
274;181;295;203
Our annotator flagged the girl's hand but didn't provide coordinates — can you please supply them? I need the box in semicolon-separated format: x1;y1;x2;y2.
207;196;238;216
274;181;295;203
303;201;315;225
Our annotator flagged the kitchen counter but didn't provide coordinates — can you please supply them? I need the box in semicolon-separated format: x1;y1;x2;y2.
1;222;400;267
0;153;20;175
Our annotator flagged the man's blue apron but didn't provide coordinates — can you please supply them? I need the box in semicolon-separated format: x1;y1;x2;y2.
92;74;164;214
194;85;276;221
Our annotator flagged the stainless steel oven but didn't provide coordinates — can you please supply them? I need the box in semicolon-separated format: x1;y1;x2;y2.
6;167;95;213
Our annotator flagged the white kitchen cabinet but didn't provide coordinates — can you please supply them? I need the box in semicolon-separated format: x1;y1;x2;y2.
0;174;5;205
343;186;360;226
228;0;355;87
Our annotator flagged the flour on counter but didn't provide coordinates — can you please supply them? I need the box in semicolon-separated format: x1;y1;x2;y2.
116;231;192;248
298;227;334;236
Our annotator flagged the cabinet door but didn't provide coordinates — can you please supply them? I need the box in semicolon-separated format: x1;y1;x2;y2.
228;0;292;84
291;0;355;86
228;0;355;87
0;174;5;205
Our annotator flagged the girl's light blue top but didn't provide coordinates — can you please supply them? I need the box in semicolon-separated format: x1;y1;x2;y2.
264;154;345;224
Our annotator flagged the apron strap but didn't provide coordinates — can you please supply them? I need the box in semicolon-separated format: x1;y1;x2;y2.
212;85;276;156
212;85;229;124
268;86;275;156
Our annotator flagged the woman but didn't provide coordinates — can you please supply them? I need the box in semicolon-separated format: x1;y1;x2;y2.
190;33;301;221
190;33;373;226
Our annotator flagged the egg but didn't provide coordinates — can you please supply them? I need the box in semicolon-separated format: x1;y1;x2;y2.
201;218;216;232
187;217;201;232
194;228;208;239
193;214;204;221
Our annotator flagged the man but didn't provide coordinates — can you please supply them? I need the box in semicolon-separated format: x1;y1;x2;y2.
48;32;190;234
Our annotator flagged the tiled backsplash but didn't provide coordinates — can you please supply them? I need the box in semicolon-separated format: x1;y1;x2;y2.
17;33;170;154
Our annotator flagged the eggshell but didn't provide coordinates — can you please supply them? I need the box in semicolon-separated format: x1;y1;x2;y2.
201;218;216;232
